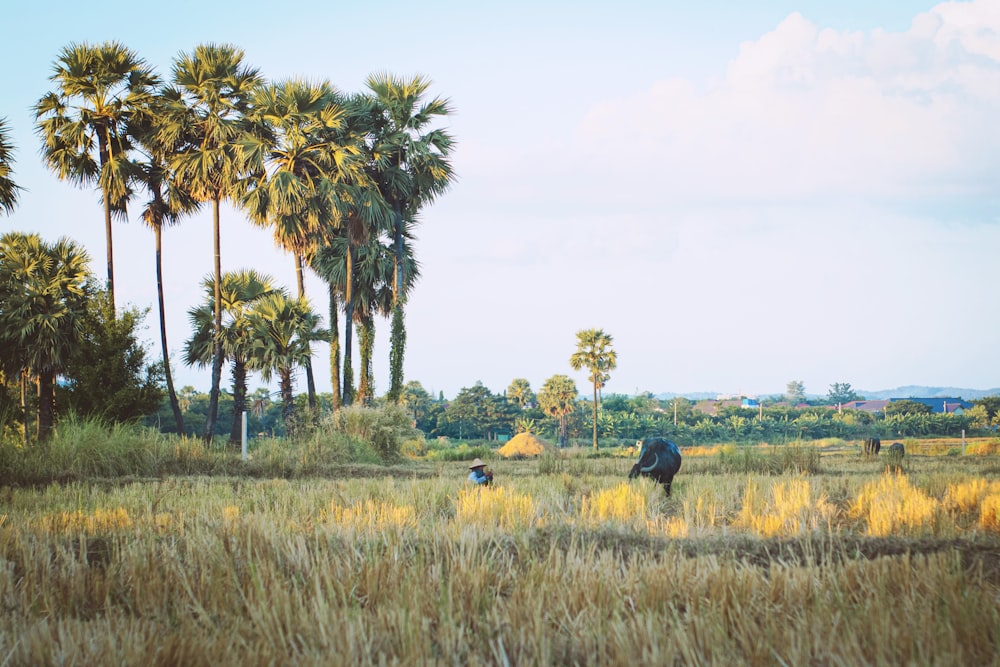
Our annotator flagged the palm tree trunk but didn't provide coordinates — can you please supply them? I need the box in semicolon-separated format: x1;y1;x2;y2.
280;369;295;437
203;196;223;444
228;358;247;448
388;304;405;402
389;204;406;403
342;245;355;406
155;224;185;435
97;127;115;306
358;317;374;406
328;285;341;409
592;381;599;451
19;370;28;447
295;253;317;411
37;370;54;442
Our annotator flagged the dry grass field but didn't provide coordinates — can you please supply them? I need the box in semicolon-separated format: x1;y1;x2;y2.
1;447;999;665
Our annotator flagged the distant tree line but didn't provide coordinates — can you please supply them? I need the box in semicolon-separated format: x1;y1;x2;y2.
137;374;1000;446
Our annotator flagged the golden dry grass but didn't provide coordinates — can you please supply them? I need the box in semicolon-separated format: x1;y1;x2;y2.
0;456;999;665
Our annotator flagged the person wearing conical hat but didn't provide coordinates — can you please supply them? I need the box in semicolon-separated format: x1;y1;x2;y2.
468;458;493;486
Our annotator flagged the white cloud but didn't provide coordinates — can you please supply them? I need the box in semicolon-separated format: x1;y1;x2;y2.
574;0;1000;204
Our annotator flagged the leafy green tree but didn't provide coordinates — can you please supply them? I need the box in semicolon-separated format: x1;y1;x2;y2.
34;41;158;304
58;293;163;422
0;117;22;214
885;399;932;416
442;381;515;440
0;233;91;441
161;43;262;443
245;293;327;436
506;378;535;409
786;380;806;404
363;73;455;402
569;328;617;450
827;382;859;405
185;270;283;447
537;374;578;447
400;380;432;423
972;396;1000;423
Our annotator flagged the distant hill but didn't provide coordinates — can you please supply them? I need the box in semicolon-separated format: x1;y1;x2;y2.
653;386;1000;401
857;386;1000;400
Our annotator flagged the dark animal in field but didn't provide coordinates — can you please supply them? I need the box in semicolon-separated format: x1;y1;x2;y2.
628;437;682;496
887;442;904;457
863;437;881;456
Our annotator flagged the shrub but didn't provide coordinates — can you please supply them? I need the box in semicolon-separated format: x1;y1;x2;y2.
327;404;418;462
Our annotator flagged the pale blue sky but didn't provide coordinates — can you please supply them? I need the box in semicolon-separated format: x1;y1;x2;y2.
2;0;998;399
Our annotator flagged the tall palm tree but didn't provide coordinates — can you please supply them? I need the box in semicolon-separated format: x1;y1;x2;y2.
570;328;618;451
310;233;351;406
161;43;262;443
132;93;201;435
0;233;91;441
311;227;416;406
34;41;158;304
245;293;327;437
184;270;283;447
0;117;22;214
240;79;372;412
363;73;455;402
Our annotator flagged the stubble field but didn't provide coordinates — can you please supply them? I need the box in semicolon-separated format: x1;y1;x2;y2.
2;446;999;666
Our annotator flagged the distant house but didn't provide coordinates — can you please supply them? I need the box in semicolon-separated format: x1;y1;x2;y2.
840;400;889;413
888;397;972;414
839;397;973;414
693;396;757;416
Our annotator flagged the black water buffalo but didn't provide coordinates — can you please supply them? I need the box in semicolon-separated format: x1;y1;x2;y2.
628;437;682;496
887;442;905;457
863;436;881;456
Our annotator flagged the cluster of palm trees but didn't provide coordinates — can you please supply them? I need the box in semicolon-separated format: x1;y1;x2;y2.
26;41;454;443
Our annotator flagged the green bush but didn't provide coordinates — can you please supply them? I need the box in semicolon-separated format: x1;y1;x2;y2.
327;404;419;462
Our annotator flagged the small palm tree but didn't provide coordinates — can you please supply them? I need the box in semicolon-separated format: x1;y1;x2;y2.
0;233;91;441
34;41;158;304
245;293;327;437
570;328;617;451
0;117;23;214
537;374;578;448
161;43;262;443
185;270;283;447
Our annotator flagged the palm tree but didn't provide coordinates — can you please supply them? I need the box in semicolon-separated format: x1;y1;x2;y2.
0;233;91;441
537;374;578;448
161;43;262;443
0;117;23;214
34;41;158;304
240;79;374;412
184;270;283;447
132;93;201;435
363;73;455;402
311;226;417;406
570;328;617;451
350;238;396;405
245;293;327;437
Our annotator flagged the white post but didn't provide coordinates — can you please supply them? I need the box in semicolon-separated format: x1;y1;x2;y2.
242;412;248;461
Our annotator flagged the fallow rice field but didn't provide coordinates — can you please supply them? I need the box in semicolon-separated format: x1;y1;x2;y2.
2;439;999;666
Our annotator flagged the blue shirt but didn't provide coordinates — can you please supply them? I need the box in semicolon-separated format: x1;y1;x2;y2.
468;468;490;485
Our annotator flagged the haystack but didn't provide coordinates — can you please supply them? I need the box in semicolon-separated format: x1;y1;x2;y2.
498;433;549;459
